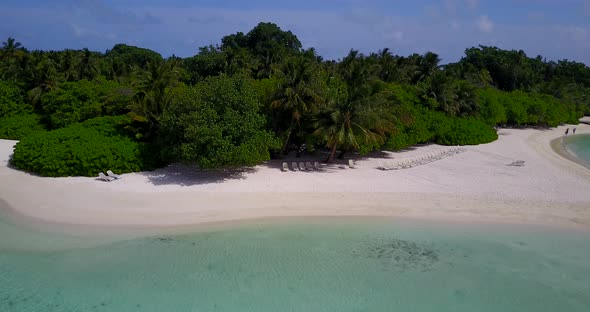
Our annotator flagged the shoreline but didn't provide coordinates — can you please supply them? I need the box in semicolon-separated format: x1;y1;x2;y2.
2;196;590;239
1;123;590;233
550;134;590;170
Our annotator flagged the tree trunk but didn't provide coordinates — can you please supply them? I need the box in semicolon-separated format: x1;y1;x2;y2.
280;118;295;155
326;143;338;162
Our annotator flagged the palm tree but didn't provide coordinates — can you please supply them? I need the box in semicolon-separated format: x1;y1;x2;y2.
27;58;59;109
419;71;454;110
77;48;99;81
57;50;79;82
129;58;180;129
270;56;325;153
375;48;401;83
416;52;441;83
1;37;25;63
314;82;394;162
315;55;395;162
452;80;478;116
0;37;26;81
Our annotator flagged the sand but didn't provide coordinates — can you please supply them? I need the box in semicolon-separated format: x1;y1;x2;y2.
1;123;589;230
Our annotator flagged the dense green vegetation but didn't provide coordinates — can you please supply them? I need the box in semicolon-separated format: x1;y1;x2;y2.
1;23;588;176
159;75;279;168
0;114;45;140
0;80;29;117
10;116;159;177
40;79;132;129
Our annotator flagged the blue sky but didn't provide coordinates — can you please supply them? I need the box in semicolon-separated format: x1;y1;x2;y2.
2;0;590;64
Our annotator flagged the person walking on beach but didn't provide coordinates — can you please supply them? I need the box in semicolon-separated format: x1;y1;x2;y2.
573;128;576;134
565;128;569;135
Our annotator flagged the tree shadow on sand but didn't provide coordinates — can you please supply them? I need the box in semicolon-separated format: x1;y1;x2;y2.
260;149;398;172
141;163;256;186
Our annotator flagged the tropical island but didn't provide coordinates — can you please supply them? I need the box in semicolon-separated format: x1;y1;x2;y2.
0;22;589;228
2;21;590;312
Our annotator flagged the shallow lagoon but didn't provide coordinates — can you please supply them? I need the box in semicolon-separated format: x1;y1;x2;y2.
563;133;590;168
1;213;590;312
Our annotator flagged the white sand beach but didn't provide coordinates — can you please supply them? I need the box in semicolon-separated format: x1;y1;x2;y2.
1;123;589;229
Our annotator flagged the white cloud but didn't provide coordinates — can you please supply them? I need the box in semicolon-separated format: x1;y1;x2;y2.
465;0;479;9
476;15;494;33
555;25;588;42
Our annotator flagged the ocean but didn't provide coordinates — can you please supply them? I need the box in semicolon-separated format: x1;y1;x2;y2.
1;213;589;311
564;133;590;168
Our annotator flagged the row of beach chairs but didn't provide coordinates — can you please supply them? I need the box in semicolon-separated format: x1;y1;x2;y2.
97;170;121;182
281;159;357;172
377;147;467;171
281;161;322;172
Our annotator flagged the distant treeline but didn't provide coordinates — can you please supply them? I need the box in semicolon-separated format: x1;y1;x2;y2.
1;22;588;177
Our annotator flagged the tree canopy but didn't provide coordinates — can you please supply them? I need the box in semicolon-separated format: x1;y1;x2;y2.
1;21;588;176
159;75;279;168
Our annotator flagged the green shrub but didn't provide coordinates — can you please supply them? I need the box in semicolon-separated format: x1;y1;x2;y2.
384;106;436;151
434;116;498;145
79;115;130;137
476;88;507;125
0;114;46;140
477;87;578;127
10;120;159;177
385;131;412;151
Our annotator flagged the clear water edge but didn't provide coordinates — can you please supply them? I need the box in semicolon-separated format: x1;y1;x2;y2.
557;133;590;169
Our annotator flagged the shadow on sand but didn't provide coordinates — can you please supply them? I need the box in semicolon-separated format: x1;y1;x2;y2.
141;163;256;187
139;143;463;186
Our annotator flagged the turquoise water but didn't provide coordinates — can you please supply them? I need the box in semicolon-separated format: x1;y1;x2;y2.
564;134;590;168
1;214;590;311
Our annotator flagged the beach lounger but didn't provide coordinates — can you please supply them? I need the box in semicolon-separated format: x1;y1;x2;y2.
417;157;425;165
291;162;299;171
380;161;396;171
348;159;356;169
314;161;321;170
401;161;413;169
385;160;401;170
305;162;313;171
299;162;306;171
281;162;289;172
106;170;121;180
97;172;115;182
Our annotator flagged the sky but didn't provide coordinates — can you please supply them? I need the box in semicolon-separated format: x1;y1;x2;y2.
1;0;590;64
